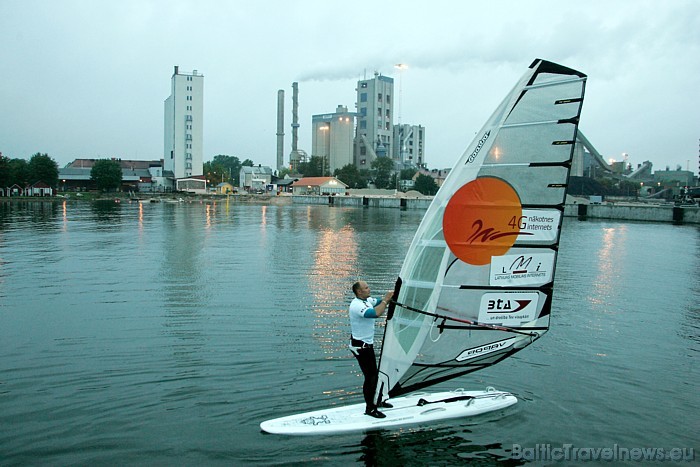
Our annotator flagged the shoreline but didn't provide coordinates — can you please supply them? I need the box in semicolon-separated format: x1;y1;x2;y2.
2;193;699;225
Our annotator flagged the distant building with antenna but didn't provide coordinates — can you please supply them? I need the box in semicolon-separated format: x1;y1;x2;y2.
354;73;394;168
164;66;203;179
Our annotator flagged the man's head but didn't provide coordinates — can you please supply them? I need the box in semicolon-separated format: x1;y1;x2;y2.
352;280;370;299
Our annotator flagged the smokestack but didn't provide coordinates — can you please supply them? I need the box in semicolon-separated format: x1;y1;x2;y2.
291;82;299;153
174;65;179;75
288;82;302;172
276;89;285;171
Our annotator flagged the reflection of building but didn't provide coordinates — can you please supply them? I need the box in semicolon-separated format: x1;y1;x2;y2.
312;105;356;174
291;176;347;195
164;66;203;179
354;73;394;168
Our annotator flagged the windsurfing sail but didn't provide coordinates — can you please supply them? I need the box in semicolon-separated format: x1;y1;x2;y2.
375;59;586;402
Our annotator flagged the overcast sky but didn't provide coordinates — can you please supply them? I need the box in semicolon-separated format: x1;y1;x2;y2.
2;0;699;174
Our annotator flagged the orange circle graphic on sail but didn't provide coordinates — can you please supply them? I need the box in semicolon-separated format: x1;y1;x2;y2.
443;177;522;266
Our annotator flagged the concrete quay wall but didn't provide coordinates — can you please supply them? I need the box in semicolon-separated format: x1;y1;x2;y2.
291;195;699;224
291;195;432;210
564;202;700;224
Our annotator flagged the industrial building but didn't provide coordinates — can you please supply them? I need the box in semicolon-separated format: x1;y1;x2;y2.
164;66;204;181
393;123;426;168
354;73;394;168
311;105;356;174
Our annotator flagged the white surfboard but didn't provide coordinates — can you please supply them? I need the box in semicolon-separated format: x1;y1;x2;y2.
260;388;516;435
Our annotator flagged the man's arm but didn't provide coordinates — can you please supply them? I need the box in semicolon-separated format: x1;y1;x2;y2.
374;291;395;317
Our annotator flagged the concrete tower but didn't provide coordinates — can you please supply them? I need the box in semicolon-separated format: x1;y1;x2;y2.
289;82;307;171
276;89;285;172
312;105;356;174
164;66;204;179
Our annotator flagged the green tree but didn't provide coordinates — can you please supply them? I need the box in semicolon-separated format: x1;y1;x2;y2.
334;164;367;189
215;155;242;184
371;157;394;189
399;168;416;181
277;167;291;179
8;158;30;187
91;159;122;192
414;173;439;195
298;156;325;177
0;155;10;188
28;153;59;187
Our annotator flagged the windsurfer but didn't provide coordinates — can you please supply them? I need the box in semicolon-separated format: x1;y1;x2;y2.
349;280;394;418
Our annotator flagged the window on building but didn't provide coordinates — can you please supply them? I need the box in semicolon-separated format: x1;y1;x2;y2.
360;93;367;102
385;122;390;130
359;121;366;129
377;108;382;116
378;93;382;102
386;109;390;118
361;82;367;88
386;95;391;104
360;108;367;116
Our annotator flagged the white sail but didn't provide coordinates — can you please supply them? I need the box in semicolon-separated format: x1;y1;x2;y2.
376;59;586;402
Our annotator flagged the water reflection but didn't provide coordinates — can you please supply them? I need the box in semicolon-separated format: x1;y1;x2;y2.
680;227;700;345
0;200;59;230
591;225;627;306
310;222;358;355
91;199;123;225
159;205;210;382
357;426;522;466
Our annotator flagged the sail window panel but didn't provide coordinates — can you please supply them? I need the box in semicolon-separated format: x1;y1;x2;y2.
408;245;445;283
436;287;483;321
394;286;434;353
478;165;569;206
484;123;577;165
442;257;492;287
505;81;583;126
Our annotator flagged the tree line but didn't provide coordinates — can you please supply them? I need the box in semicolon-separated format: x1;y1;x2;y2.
291;155;439;195
1;152;440;196
0;153;59;189
204;154;439;195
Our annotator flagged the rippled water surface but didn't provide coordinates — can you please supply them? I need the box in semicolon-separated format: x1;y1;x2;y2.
1;200;698;465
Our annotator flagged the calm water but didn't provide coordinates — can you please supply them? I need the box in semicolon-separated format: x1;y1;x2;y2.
0;200;698;465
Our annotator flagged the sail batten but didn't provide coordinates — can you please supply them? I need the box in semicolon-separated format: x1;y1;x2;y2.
375;59;586;403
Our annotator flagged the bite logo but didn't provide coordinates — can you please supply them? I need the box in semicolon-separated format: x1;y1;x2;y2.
443;177;522;265
487;298;532;313
301;415;331;426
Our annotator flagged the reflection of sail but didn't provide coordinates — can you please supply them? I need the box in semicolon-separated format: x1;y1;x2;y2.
377;60;587;402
